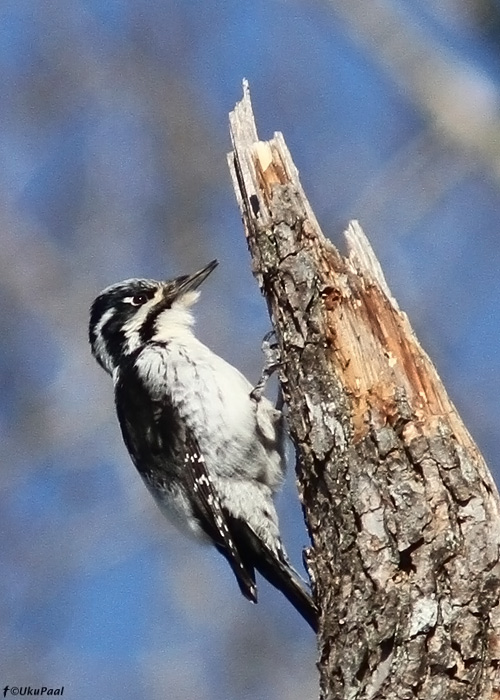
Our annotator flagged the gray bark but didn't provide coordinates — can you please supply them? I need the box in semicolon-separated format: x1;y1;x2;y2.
228;81;500;700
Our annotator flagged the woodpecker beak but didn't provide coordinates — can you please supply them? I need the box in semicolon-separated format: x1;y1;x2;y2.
172;259;219;295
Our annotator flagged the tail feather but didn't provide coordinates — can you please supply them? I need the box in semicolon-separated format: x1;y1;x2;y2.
243;526;318;633
256;551;318;632
224;516;318;632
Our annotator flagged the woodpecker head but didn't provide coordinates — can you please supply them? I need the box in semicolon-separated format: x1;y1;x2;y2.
89;259;218;375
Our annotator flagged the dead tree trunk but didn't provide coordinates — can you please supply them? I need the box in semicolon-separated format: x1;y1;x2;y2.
228;81;500;700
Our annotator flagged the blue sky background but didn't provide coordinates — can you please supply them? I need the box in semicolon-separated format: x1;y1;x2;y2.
1;2;499;699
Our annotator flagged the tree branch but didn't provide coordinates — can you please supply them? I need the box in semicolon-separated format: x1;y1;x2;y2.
228;81;500;700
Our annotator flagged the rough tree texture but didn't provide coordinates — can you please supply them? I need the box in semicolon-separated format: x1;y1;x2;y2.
228;82;500;700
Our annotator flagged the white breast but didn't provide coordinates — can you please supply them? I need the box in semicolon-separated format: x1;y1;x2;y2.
133;338;285;490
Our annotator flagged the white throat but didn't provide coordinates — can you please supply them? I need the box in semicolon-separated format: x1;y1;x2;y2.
151;291;199;342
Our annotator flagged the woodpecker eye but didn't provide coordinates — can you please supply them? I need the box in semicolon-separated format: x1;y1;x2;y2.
126;292;152;307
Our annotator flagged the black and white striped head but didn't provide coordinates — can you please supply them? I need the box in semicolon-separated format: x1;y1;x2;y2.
89;260;218;375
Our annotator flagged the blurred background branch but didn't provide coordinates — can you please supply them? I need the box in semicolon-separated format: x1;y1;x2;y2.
331;0;500;173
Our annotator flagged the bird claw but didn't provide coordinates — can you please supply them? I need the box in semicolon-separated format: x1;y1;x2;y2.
250;331;281;402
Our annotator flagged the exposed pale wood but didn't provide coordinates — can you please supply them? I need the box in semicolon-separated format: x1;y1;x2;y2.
228;82;500;700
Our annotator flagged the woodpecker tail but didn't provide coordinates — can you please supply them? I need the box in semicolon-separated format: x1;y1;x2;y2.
248;530;318;633
224;517;318;632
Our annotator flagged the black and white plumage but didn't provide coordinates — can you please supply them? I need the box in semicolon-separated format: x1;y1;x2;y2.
89;260;317;631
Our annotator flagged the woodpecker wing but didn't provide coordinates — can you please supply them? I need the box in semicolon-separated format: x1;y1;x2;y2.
114;360;257;602
172;427;317;630
180;432;258;602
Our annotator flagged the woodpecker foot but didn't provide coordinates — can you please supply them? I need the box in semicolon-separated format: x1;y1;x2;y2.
250;331;281;402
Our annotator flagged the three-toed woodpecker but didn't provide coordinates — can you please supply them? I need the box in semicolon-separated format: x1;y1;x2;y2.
89;260;317;631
